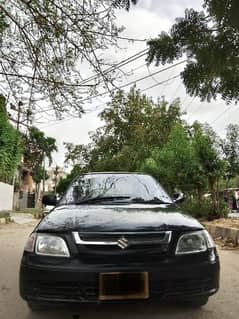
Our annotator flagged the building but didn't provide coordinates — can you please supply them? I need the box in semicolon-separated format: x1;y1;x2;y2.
44;166;67;193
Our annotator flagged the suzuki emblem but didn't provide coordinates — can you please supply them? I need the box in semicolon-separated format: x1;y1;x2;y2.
117;236;129;249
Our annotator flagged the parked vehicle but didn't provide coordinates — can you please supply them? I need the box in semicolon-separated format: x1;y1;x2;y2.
42;194;60;215
19;172;219;311
223;188;239;211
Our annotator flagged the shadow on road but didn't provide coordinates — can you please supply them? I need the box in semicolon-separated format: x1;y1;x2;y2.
24;302;210;319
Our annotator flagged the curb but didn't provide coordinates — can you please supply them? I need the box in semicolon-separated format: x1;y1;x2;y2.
203;222;239;245
0;211;11;224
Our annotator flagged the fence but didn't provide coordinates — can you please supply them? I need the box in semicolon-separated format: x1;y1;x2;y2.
0;182;13;211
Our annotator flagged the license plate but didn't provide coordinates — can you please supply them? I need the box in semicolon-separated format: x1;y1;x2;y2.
99;272;149;300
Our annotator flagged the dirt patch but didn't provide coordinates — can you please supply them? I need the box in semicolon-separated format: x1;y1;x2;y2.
201;217;239;250
206;217;239;229
215;237;239;250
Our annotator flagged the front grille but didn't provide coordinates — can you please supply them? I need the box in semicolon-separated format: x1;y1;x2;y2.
74;231;171;246
73;231;172;264
30;281;98;301
28;276;215;302
151;277;215;297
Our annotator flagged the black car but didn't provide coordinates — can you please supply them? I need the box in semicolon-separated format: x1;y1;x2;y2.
19;172;219;310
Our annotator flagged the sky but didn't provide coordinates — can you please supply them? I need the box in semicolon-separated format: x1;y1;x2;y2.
39;0;239;169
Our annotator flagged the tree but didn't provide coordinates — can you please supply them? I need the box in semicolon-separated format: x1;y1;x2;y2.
0;0;137;116
64;143;89;168
24;127;57;168
56;164;82;195
142;121;227;217
23;127;57;199
85;87;183;171
221;124;239;186
192;122;226;215
0;94;22;183
142;124;206;195
31;167;49;190
146;0;239;103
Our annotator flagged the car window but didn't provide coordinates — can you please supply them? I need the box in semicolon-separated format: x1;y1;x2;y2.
60;174;172;205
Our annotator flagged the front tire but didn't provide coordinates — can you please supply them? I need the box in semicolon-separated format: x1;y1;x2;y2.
187;297;209;308
27;301;46;312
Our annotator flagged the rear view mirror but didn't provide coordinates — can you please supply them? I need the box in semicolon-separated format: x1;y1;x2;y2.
42;194;58;206
172;192;185;203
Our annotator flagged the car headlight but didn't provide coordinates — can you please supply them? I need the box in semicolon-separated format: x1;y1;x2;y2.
35;234;70;257
175;230;214;255
24;233;37;252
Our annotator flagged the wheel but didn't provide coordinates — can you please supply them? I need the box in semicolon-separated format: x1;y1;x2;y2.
27;301;46;311
187;297;209;308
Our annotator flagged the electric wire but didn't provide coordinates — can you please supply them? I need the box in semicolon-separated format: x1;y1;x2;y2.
210;104;235;125
39;72;183;129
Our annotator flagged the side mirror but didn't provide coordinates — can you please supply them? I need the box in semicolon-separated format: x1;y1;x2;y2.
42;194;58;206
172;192;185;203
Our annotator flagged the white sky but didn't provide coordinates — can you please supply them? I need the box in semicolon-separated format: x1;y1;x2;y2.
39;0;239;168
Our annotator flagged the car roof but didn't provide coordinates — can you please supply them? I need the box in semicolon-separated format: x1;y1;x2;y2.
83;172;149;175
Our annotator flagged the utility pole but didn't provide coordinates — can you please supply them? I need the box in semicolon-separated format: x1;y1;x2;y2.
6;99;34;210
42;153;46;194
10;101;24;188
16;101;22;131
8;101;29;131
54;166;59;195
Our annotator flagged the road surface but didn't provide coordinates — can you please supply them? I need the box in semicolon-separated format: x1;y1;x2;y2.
0;221;239;319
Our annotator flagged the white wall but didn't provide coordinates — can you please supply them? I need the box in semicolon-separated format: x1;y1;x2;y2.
0;182;13;211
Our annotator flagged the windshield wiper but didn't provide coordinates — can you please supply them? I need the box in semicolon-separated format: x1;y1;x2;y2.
74;196;131;205
130;197;172;205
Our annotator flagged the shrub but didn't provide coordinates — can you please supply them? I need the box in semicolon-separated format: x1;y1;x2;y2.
179;197;229;220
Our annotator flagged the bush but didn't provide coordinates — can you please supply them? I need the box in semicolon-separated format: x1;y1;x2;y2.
0;95;23;183
179;197;229;220
15;208;42;215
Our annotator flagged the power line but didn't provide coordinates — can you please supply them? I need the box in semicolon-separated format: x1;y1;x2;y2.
129;63;146;72
0;72;94;87
36;59;186;115
186;102;205;122
78;48;148;86
146;65;161;85
210;104;235;125
79;60;187;103
160;66;178;98
183;97;196;113
86;30;147;42
39;116;82;129
39;101;107;129
1;48;149;96
35;50;149;115
39;72;184;129
169;82;182;104
141;74;180;92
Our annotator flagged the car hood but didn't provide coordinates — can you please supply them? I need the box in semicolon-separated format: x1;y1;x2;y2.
36;204;203;233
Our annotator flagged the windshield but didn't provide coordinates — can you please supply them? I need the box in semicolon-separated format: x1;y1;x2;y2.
60;173;173;205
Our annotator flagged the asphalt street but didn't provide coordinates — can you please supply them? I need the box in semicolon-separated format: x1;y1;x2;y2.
0;221;239;319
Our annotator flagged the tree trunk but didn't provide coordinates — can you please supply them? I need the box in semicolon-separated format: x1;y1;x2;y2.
208;176;218;219
226;177;230;189
197;185;203;203
35;183;40;208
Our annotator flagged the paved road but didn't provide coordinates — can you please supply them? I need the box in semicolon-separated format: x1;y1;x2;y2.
1;222;239;319
10;213;36;225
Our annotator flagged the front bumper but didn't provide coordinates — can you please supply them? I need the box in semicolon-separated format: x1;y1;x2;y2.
19;252;219;304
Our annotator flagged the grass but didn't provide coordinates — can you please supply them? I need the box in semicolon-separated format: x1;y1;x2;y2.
0;211;10;218
15;208;43;215
179;197;229;220
14;208;44;219
0;211;12;223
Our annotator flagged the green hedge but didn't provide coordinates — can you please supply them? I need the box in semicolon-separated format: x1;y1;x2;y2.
179;197;229;220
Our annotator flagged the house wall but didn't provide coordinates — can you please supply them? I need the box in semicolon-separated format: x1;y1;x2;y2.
0;182;13;211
